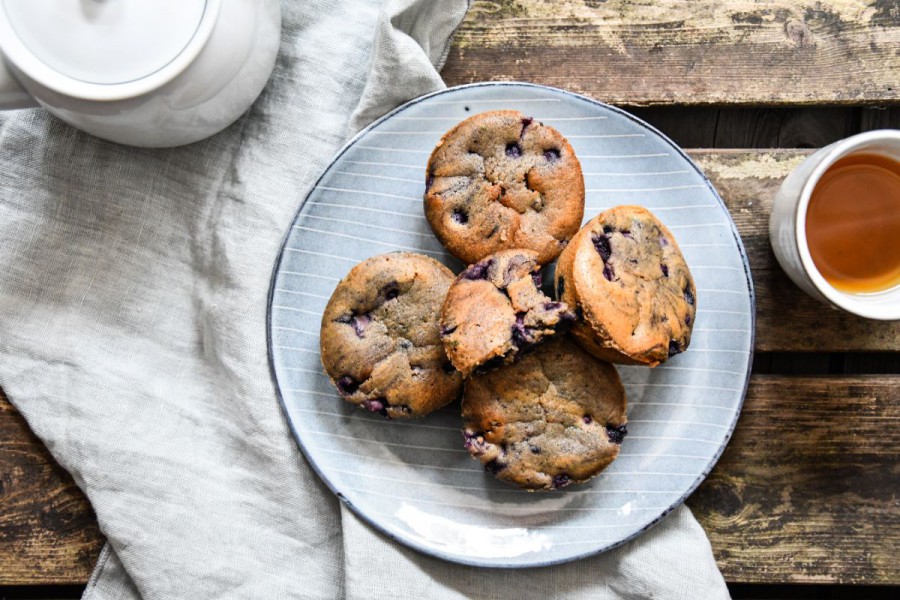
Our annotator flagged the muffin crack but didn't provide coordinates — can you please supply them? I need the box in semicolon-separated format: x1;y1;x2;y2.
320;253;463;419
424;110;585;265
556;206;696;366
441;250;576;376
462;338;627;491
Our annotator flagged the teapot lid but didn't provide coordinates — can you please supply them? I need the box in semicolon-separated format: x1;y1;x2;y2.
0;0;220;99
1;0;207;85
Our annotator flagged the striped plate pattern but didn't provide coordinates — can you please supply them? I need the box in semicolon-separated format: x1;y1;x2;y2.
267;83;754;568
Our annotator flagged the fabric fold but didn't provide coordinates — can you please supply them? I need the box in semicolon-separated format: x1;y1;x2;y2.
0;1;728;599
348;0;471;135
340;504;728;600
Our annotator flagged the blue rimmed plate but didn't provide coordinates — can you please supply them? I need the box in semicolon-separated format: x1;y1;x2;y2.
267;83;753;568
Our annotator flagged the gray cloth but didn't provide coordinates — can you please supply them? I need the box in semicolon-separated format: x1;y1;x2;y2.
0;1;730;598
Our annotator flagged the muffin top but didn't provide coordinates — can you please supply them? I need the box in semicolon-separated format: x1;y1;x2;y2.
440;249;575;376
424;110;585;265
462;337;628;491
555;205;696;366
320;252;462;418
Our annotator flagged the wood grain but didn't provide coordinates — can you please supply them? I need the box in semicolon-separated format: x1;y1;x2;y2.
1;152;898;584
0;390;104;585
2;375;897;585
687;375;899;584
691;149;900;352
442;0;900;106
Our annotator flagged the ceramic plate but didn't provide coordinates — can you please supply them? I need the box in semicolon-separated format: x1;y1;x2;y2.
267;83;754;568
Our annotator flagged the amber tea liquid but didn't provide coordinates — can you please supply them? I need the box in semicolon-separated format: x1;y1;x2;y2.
805;153;900;294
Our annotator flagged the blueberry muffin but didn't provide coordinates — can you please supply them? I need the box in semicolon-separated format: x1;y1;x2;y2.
462;337;628;491
424;110;585;265
555;206;696;366
320;252;462;418
440;249;576;377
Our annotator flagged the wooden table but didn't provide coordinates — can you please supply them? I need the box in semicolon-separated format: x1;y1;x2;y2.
2;1;897;597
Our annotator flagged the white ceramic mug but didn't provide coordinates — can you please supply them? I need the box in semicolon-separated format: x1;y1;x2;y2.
769;129;900;320
0;0;281;147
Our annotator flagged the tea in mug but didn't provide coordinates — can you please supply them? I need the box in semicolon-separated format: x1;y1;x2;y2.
805;152;900;293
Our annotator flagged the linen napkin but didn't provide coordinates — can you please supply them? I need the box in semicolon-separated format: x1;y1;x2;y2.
0;1;730;598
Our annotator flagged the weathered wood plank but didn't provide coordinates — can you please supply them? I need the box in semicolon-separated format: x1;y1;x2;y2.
442;0;900;106
2;375;897;585
687;375;899;584
691;149;900;352
0;390;104;585
1;149;898;583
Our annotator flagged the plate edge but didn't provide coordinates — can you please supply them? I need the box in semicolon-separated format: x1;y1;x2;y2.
264;81;757;569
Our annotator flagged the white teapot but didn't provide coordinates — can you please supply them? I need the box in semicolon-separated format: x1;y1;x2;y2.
0;0;281;147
